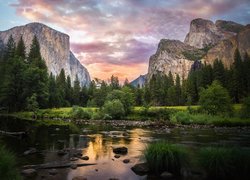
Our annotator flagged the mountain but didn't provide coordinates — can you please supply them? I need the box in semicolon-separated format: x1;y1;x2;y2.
0;22;90;86
147;18;249;81
130;74;147;88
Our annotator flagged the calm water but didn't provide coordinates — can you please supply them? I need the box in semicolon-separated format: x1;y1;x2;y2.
1;116;250;180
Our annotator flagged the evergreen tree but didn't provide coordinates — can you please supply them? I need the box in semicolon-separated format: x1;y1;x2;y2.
213;59;226;87
56;69;66;106
65;75;73;105
73;75;81;105
15;36;26;59
4;35;16;61
110;75;120;89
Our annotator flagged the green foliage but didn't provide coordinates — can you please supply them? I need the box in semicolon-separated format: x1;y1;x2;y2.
199;81;232;115
71;106;91;119
241;96;250;118
102;99;125;119
106;88;134;114
0;145;22;180
182;49;205;61
144;141;188;175
199;147;250;179
26;93;39;113
170;111;192;124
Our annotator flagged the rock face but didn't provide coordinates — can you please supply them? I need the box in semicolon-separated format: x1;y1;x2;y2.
148;39;205;80
0;22;90;86
130;74;147;88
204;25;250;68
184;18;240;49
147;18;249;81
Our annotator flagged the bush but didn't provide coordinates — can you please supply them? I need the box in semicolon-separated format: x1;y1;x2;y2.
199;147;250;179
241;96;250;118
143;108;176;121
0;145;22;180
102;99;125;119
199;81;232;115
144;141;188;175
71;106;91;119
170;111;192;124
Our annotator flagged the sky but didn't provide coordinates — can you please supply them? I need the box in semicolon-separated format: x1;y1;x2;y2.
1;0;250;82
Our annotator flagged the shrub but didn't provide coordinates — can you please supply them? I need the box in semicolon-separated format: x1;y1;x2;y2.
71;106;91;119
241;96;250;118
144;108;176;121
199;147;250;179
0;145;22;180
170;111;192;124
102;99;125;119
144;141;188;175
199;81;232;115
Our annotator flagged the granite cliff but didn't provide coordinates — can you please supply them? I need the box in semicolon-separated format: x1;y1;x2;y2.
147;18;249;82
0;23;90;86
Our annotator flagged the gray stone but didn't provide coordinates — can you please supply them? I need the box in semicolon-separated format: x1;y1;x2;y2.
131;163;149;175
23;148;37;155
48;169;58;175
160;171;173;179
71;164;78;169
21;168;37;177
72;176;87;180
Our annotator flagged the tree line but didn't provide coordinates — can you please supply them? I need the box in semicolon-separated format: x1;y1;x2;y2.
0;34;249;113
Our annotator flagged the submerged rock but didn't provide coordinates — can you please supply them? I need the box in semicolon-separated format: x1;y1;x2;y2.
23;148;37;155
161;171;174;179
114;155;120;159
123;159;130;163
131;163;149;175
71;164;78;169
21;168;37;177
81;156;89;160
113;147;128;155
72;176;87;180
48;169;58;175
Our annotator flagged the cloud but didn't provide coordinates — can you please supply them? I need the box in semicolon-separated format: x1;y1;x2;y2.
10;0;250;80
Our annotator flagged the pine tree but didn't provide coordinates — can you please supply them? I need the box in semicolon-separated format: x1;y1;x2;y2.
15;36;26;59
110;75;120;89
73;75;81;105
213;59;226;87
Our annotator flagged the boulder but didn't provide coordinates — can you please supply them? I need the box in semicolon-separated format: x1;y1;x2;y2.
114;155;120;159
131;163;149;175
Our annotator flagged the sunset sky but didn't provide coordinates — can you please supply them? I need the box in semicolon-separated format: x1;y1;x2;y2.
1;0;250;82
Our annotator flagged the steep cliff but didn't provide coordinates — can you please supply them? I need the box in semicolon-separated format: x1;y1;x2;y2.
184;18;240;49
147;18;249;82
204;25;250;68
148;39;205;80
0;22;90;86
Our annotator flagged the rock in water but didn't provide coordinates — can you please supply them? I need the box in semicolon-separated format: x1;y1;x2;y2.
0;22;90;86
131;163;149;175
113;147;128;155
21;169;37;177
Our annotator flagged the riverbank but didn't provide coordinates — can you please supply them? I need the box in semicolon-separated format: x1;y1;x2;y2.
4;104;250;127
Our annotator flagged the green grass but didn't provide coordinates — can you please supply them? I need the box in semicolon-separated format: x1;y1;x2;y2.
0;145;22;180
144;141;188;175
199;147;250;179
170;111;250;126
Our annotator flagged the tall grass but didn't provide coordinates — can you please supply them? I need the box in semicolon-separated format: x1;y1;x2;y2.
144;141;188;175
199;147;250;179
0;145;22;180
